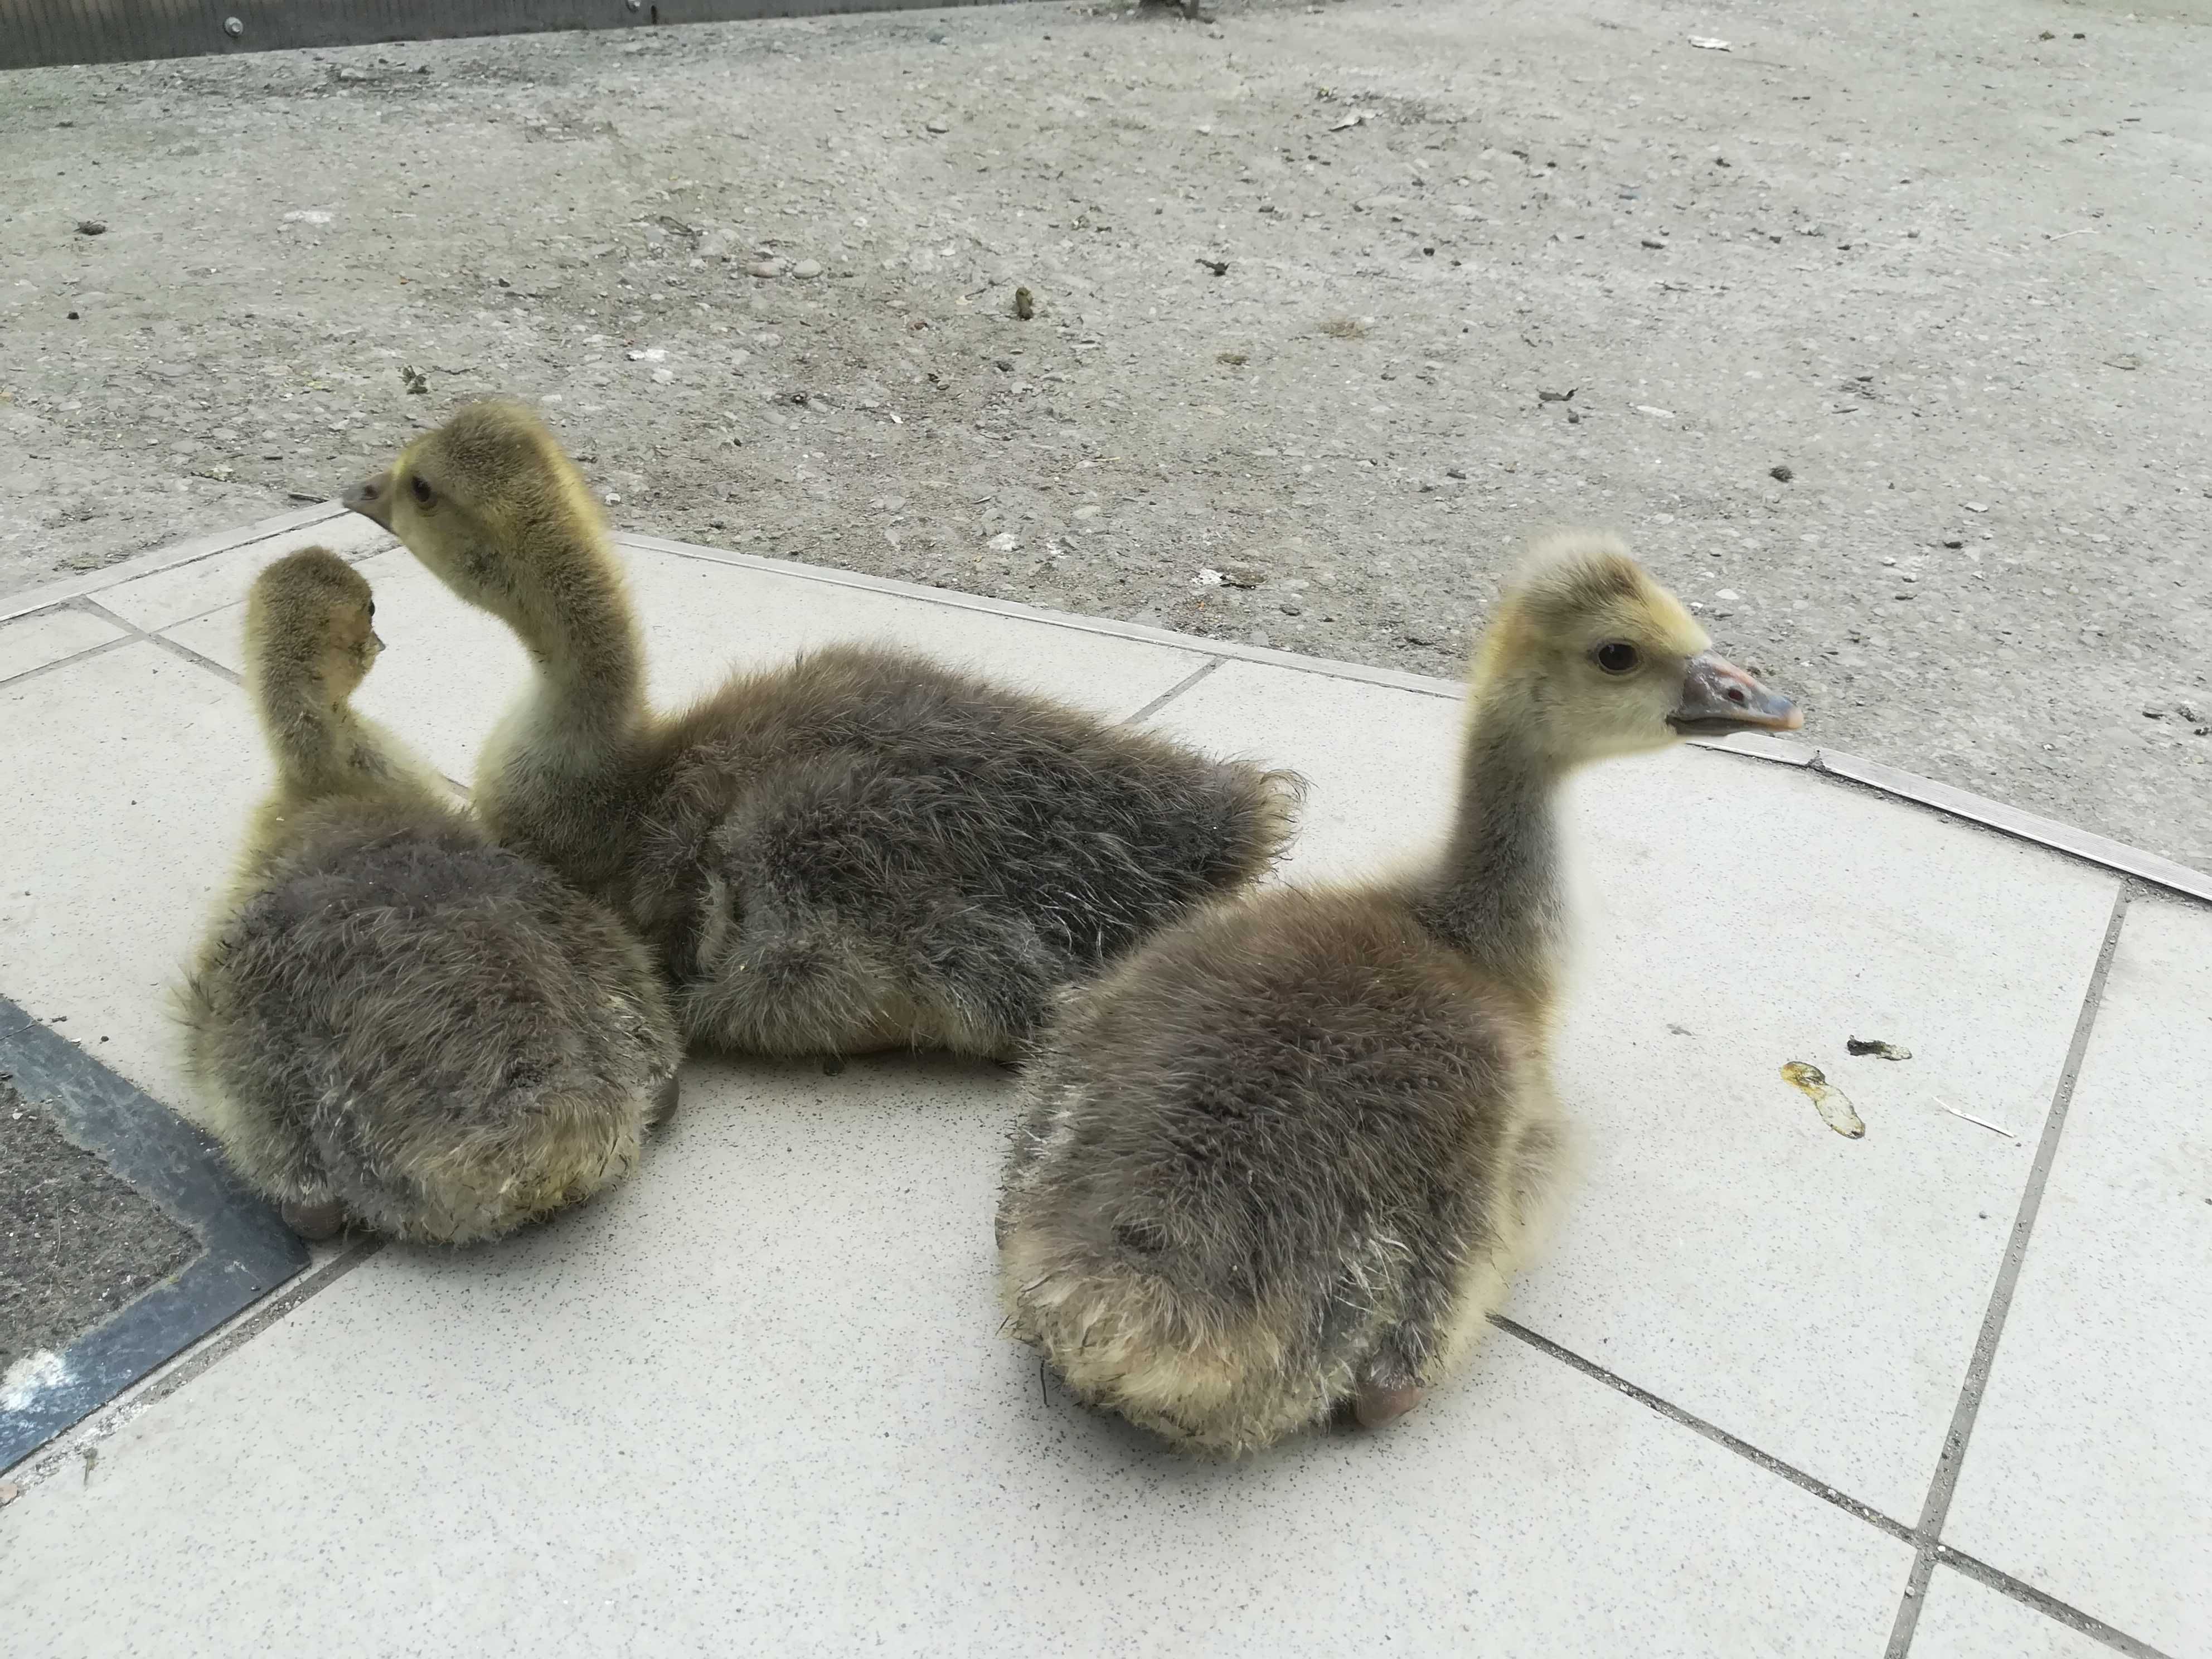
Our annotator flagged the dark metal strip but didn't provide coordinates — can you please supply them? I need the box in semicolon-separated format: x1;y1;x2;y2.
1;0;1042;72
0;997;308;1471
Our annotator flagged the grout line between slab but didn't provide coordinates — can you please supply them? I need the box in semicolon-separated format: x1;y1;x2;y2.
1489;1316;1914;1545
148;632;244;686
1885;884;2136;1659
1497;1302;2169;1657
0;625;143;692
1123;657;1223;725
3;1236;387;1486
0;502;347;626
623;533;1448;695
1930;1546;2175;1659
77;596;147;634
1806;752;2209;906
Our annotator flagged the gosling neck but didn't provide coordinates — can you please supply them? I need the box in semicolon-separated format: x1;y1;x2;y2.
258;678;392;807
1415;676;1570;1007
499;523;647;745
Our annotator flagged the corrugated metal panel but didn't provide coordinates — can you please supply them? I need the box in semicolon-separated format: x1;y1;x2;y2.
0;0;1039;71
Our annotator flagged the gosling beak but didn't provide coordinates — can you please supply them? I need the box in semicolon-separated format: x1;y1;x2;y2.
1669;651;1803;736
346;470;394;528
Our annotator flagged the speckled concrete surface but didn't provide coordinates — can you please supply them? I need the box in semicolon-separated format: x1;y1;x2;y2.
0;1050;1919;1658
1;520;2199;1657
1912;1570;2131;1659
1942;895;2212;1658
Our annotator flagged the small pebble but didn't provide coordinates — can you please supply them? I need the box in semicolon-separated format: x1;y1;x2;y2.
746;259;784;279
926;117;952;135
1769;464;1793;482
75;219;106;236
791;259;823;280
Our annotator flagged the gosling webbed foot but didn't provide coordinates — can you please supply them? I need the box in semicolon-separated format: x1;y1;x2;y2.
1352;1382;1426;1430
279;1198;348;1241
648;1071;681;1127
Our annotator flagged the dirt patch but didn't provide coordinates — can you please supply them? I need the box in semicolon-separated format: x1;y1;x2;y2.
0;1076;199;1380
0;0;2205;867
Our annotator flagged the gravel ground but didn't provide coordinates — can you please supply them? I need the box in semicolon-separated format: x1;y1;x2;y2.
1;0;2206;869
0;1076;199;1380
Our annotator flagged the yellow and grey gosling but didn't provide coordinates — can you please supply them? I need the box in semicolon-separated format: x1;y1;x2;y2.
178;547;682;1245
995;533;1803;1454
348;400;1299;1060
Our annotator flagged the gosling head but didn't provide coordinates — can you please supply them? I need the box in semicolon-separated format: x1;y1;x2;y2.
245;546;383;709
1474;530;1801;766
345;399;603;627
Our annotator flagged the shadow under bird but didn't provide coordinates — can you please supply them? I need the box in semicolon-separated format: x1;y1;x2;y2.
178;547;682;1244
995;531;1802;1454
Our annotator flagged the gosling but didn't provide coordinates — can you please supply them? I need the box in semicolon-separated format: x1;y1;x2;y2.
995;532;1802;1454
178;547;682;1244
347;400;1298;1060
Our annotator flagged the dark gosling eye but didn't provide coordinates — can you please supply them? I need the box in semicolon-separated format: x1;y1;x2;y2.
366;601;375;619
409;475;434;506
1594;641;1640;675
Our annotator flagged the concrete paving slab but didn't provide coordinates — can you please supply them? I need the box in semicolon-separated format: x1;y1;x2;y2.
620;544;1213;721
94;515;395;634
1136;660;1457;885
0;605;127;685
1143;659;2123;1521
7;525;2200;1657
0;506;348;630
0;641;263;1122
1910;1570;2118;1659
0;1051;1912;1659
1942;894;2212;1657
162;549;517;784
161;541;1217;784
